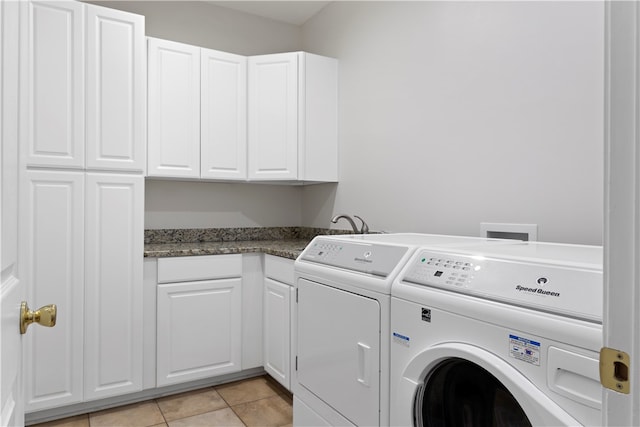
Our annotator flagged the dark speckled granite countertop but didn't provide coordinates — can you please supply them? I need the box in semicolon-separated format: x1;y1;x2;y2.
144;239;310;260
143;227;352;260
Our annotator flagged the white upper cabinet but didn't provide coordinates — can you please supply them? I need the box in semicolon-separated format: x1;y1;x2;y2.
248;52;338;182
248;53;298;181
23;1;145;172
201;48;247;180
147;38;201;178
23;1;84;169
147;38;248;180
147;40;337;184
86;5;145;172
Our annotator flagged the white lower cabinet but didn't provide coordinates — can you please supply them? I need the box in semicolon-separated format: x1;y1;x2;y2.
84;174;144;401
23;170;85;411
263;255;294;390
156;255;242;386
23;172;144;410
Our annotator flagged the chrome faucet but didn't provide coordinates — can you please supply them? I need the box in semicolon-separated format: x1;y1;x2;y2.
354;215;369;234
331;214;369;234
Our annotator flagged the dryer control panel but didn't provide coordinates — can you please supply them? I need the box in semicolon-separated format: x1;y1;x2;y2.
300;237;408;277
401;248;603;322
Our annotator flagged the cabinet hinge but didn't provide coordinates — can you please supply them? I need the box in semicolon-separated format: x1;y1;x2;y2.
295;356;298;371
296;288;299;303
600;347;630;394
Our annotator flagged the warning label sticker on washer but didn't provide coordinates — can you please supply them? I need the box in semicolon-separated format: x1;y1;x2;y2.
509;334;540;366
393;332;410;347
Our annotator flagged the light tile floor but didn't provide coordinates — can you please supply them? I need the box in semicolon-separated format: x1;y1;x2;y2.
29;376;293;427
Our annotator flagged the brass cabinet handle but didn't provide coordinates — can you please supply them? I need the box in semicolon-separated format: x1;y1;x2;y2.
20;301;57;335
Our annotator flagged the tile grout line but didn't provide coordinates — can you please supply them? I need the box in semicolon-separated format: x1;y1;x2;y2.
154;398;169;427
227;403;248;427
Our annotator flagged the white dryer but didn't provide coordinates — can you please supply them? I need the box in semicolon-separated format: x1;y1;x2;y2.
390;241;603;426
293;233;506;427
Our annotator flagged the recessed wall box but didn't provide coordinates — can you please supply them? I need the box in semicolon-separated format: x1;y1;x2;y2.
480;222;538;241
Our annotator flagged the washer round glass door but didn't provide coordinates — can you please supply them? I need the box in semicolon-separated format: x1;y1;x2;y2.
414;358;532;427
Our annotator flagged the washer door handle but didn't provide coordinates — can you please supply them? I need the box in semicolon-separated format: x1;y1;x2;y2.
357;342;371;387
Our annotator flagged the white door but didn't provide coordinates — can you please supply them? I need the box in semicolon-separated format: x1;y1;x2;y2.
603;1;640;424
297;279;380;427
1;0;25;424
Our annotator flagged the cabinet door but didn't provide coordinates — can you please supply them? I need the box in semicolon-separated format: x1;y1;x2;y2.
147;38;200;178
23;0;84;169
86;5;145;172
248;53;298;180
22;171;84;411
157;279;242;386
263;278;291;390
84;173;144;400
201;48;247;180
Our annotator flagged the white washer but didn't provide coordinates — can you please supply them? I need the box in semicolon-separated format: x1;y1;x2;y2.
390;241;603;426
293;233;508;426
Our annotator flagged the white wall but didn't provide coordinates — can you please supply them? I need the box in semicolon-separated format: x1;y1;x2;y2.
301;1;604;245
88;1;302;54
93;1;605;242
145;180;301;229
91;1;304;229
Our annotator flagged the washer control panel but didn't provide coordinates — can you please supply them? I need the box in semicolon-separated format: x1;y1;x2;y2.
401;249;603;322
300;238;408;277
404;255;477;288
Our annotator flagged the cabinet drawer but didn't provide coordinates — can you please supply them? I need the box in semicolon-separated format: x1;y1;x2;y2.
264;255;294;286
158;254;241;283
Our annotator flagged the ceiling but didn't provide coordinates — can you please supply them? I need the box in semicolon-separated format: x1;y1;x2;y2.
208;1;331;26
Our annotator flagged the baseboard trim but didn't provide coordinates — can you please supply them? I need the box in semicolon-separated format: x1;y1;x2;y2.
25;368;266;425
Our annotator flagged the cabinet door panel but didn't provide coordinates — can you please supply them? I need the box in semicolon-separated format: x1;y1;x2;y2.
147;38;200;178
201;48;247;180
157;279;242;386
23;171;84;411
248;53;298;180
84;173;144;400
24;1;84;168
86;5;145;171
264;278;290;390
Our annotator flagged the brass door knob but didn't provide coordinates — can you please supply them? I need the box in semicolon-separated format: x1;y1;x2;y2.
20;301;57;335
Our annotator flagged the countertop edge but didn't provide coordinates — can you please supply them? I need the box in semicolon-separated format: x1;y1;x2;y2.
144;240;309;260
